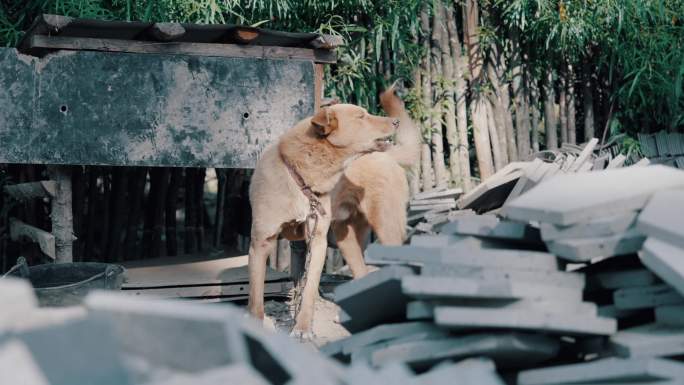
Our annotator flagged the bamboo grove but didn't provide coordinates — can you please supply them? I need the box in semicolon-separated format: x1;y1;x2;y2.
0;0;682;266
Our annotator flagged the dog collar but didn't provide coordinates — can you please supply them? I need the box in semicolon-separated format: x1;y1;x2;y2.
279;151;327;217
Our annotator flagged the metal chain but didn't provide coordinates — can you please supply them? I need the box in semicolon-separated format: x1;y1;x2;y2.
293;201;320;316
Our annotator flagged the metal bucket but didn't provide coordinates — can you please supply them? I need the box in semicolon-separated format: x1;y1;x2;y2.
6;258;125;307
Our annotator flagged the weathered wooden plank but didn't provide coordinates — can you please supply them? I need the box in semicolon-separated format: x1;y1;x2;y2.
9;218;56;259
3;181;56;200
29;35;336;63
0;47;315;168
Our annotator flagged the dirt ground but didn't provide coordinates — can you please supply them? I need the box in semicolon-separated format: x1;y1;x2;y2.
263;296;350;348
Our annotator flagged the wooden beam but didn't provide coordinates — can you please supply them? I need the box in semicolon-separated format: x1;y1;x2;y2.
231;27;260;44
9;218;56;260
150;22;186;41
29;35;336;63
121;281;292;299
4;181;57;201
310;34;345;49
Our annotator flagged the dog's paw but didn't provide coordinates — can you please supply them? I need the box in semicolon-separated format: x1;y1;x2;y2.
290;328;316;342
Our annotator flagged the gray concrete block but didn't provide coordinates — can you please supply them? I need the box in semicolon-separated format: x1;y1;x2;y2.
0;277;37;311
640;237;684;296
588;268;659;290
365;244;561;271
144;364;270;385
409;234;468;247
15;317;134;385
598;305;644;319
0;339;49;385
614;284;684;310
239;320;346;385
407;298;597;320
655;305;684;327
502;166;684;226
402;276;583;302
517;357;684;385
349;328;449;366
320;322;441;359
458;163;526;212
540;212;639;242
406;301;435;320
611;323;684;358
85;292;248;373
545;229;646;262
637;190;684;249
334;265;415;333
434;306;616;335
413;358;505;385
368;332;559;369
420;264;585;289
440;215;542;244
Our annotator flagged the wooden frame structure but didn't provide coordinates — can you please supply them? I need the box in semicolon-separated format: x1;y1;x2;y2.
1;14;340;264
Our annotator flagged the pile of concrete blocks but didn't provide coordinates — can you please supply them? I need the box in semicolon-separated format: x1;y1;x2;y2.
325;165;684;384
639;131;684;168
0;278;505;385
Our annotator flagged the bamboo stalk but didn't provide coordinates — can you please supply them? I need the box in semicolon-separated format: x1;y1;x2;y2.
559;68;568;144
107;167;129;261
420;5;435;191
445;3;472;191
567;63;577;144
544;70;559;150
431;1;449;189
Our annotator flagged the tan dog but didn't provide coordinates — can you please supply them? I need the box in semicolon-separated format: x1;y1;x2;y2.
248;102;399;338
330;87;421;278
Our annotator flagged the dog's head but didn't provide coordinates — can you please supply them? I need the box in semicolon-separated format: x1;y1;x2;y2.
310;104;399;153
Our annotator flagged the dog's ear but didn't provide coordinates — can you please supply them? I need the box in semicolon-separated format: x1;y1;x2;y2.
311;107;337;136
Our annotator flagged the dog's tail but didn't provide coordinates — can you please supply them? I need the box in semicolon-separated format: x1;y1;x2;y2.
379;85;421;169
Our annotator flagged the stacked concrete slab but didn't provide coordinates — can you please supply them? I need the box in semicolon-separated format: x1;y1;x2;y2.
0;278;500;385
325;165;684;383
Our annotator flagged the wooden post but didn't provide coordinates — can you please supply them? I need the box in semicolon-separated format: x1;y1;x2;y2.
47;166;75;263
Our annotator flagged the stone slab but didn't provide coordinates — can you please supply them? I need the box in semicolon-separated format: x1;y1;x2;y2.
458;162;527;212
545;229;646;262
611;323;684;358
365;244;561;271
640;238;684;296
440;216;542;244
85;292;249;373
420;263;585;289
517;357;684;385
502;166;684;226
655;305;684;327
319;322;441;358
401;276;583;302
0;339;49;385
407;298;597;320
334;265;415;333
540;212;639;242
0;277;38;311
144;364;270;385
598;305;644;319
434;306;616;336
588;268;659;290
367;332;559;369
15;317;134;385
349;329;449;365
413;358;505;385
614;284;684;310
637;190;684;249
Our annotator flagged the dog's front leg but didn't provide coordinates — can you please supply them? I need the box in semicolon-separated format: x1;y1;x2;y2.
248;232;277;320
291;201;332;340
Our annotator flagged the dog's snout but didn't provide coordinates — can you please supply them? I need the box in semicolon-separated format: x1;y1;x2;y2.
392;118;400;127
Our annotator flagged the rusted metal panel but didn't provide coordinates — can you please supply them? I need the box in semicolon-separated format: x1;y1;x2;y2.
0;47;315;168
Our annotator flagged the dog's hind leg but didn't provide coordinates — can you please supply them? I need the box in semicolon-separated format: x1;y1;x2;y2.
333;217;371;279
248;233;277;320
